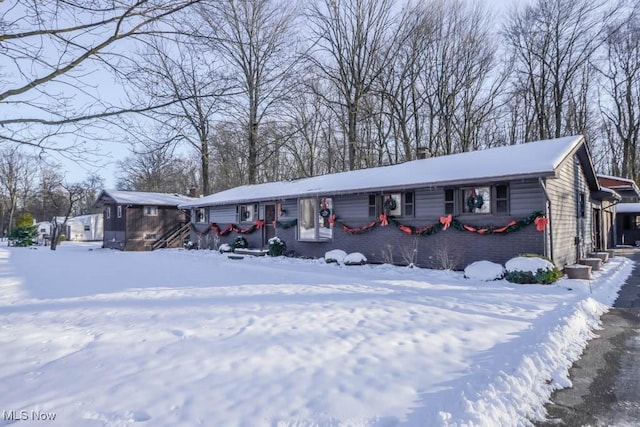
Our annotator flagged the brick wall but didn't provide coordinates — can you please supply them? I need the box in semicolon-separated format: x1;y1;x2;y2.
192;218;545;269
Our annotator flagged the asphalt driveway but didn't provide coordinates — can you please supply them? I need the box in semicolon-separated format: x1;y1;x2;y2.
536;249;640;426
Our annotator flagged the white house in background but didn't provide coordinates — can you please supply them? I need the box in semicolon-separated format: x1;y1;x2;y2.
66;214;103;241
34;221;53;245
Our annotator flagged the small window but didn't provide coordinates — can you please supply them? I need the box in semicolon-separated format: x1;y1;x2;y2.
144;233;157;240
106;207;111;219
238;204;258;222
623;215;632;230
117;206;122;218
445;189;455;215
84;225;91;231
579;193;586;218
144;206;158;216
404;192;414;217
195;208;206;223
462;187;491;214
495;185;509;214
368;195;378;217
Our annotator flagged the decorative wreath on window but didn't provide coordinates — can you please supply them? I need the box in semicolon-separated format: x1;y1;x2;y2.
383;197;397;212
320;208;331;218
466;194;484;211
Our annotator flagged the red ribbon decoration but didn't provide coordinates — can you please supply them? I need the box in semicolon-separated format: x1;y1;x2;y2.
399;225;413;234
255;220;265;229
329;215;336;226
534;216;548;232
379;213;389;226
440;214;452;230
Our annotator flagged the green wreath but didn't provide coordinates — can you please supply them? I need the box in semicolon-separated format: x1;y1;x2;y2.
383;197;397;212
466;194;484;212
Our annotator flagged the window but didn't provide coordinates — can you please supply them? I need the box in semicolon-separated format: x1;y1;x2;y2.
495;185;509;214
369;192;414;217
368;195;379;217
445;189;455;215
404;192;414;217
195;208;206;223
462;187;491;214
238;204;258;222
144;233;157;240
298;197;333;241
84;225;91;231
579;193;586;218
144;206;158;216
117;206;122;218
106;207;111;219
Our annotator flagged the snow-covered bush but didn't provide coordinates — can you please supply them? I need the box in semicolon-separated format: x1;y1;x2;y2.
268;237;286;256
218;243;233;253
504;255;562;284
464;261;504;281
231;236;248;250
324;249;347;264
344;252;367;266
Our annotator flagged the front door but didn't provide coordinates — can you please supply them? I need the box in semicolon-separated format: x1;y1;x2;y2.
264;204;276;246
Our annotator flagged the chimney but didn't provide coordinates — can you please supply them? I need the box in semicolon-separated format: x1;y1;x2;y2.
417;147;431;160
188;186;200;198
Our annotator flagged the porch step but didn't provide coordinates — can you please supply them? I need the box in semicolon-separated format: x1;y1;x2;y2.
587;252;609;263
564;264;592;280
233;248;268;257
579;257;602;271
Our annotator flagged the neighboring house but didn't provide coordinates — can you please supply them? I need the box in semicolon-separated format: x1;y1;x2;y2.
34;221;52;245
94;190;194;251
66;214;104;242
180;136;605;268
596;175;640;246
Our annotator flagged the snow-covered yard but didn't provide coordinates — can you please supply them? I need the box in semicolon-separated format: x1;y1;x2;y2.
0;243;633;427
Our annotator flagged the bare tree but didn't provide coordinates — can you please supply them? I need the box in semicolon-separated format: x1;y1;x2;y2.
598;5;640;182
0;148;36;234
197;0;300;184
502;0;612;141
38;170;97;250
306;0;404;171
125;34;229;195
116;149;198;194
0;0;203;154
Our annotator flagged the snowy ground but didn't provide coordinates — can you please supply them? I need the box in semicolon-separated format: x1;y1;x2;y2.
0;243;633;427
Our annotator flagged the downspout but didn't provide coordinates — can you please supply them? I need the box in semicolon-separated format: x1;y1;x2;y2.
539;177;554;263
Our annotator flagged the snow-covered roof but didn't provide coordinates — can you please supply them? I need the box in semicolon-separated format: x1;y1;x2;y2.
96;190;194;207
616;203;640;213
180;136;594;208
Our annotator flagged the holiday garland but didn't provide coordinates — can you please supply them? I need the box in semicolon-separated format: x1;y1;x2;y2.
192;211;547;238
333;210;546;236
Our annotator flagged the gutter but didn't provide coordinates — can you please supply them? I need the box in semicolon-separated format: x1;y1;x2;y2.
539;177;554;263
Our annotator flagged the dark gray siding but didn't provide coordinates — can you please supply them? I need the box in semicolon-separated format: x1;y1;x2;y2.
210;206;236;223
415;189;443;217
545;154;593;266
510;179;545;216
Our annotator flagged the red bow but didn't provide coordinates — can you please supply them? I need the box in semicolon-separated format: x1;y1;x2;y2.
534;216;548;232
329;215;336;226
255;220;265;229
379;213;389;226
440;214;452;230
